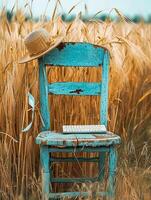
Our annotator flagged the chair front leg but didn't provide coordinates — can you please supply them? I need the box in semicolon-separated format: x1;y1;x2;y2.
40;145;50;200
107;146;117;199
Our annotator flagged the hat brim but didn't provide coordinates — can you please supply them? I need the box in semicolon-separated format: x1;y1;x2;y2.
18;36;64;64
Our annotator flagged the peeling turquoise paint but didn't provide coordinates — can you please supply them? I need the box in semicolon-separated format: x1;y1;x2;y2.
48;82;101;96
36;42;121;199
43;42;104;67
36;131;121;146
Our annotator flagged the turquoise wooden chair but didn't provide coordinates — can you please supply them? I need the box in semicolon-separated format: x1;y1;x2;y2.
35;42;121;199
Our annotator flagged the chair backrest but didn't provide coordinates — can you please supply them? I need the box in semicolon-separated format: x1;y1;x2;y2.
38;42;110;131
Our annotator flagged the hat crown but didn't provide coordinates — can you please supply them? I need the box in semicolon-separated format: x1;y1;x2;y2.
24;28;52;56
19;28;64;64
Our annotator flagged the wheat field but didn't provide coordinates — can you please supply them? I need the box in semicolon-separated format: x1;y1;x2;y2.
0;9;151;200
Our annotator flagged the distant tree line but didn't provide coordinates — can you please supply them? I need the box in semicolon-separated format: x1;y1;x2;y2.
61;13;151;23
4;10;151;23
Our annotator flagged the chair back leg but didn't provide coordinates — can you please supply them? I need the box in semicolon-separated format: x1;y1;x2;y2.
98;152;106;182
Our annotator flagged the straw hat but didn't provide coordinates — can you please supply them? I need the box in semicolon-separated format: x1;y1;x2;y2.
19;28;64;64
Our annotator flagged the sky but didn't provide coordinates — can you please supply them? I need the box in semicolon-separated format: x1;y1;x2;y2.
1;0;151;18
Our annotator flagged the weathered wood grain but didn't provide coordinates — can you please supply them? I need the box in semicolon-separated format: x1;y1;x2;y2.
43;42;105;67
48;82;101;96
36;131;121;147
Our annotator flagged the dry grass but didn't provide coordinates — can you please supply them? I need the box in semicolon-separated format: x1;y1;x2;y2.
0;8;151;200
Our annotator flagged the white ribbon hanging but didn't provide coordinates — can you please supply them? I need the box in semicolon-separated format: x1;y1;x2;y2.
22;92;35;132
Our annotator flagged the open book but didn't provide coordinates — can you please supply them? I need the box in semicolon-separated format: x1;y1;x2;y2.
63;125;107;134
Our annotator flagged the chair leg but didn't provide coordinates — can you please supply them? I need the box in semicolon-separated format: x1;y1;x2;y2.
40;145;50;200
107;146;117;199
98;152;106;182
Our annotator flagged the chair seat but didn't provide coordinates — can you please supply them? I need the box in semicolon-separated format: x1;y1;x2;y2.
36;131;121;147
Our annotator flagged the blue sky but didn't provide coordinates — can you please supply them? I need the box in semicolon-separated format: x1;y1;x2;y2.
2;0;151;18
